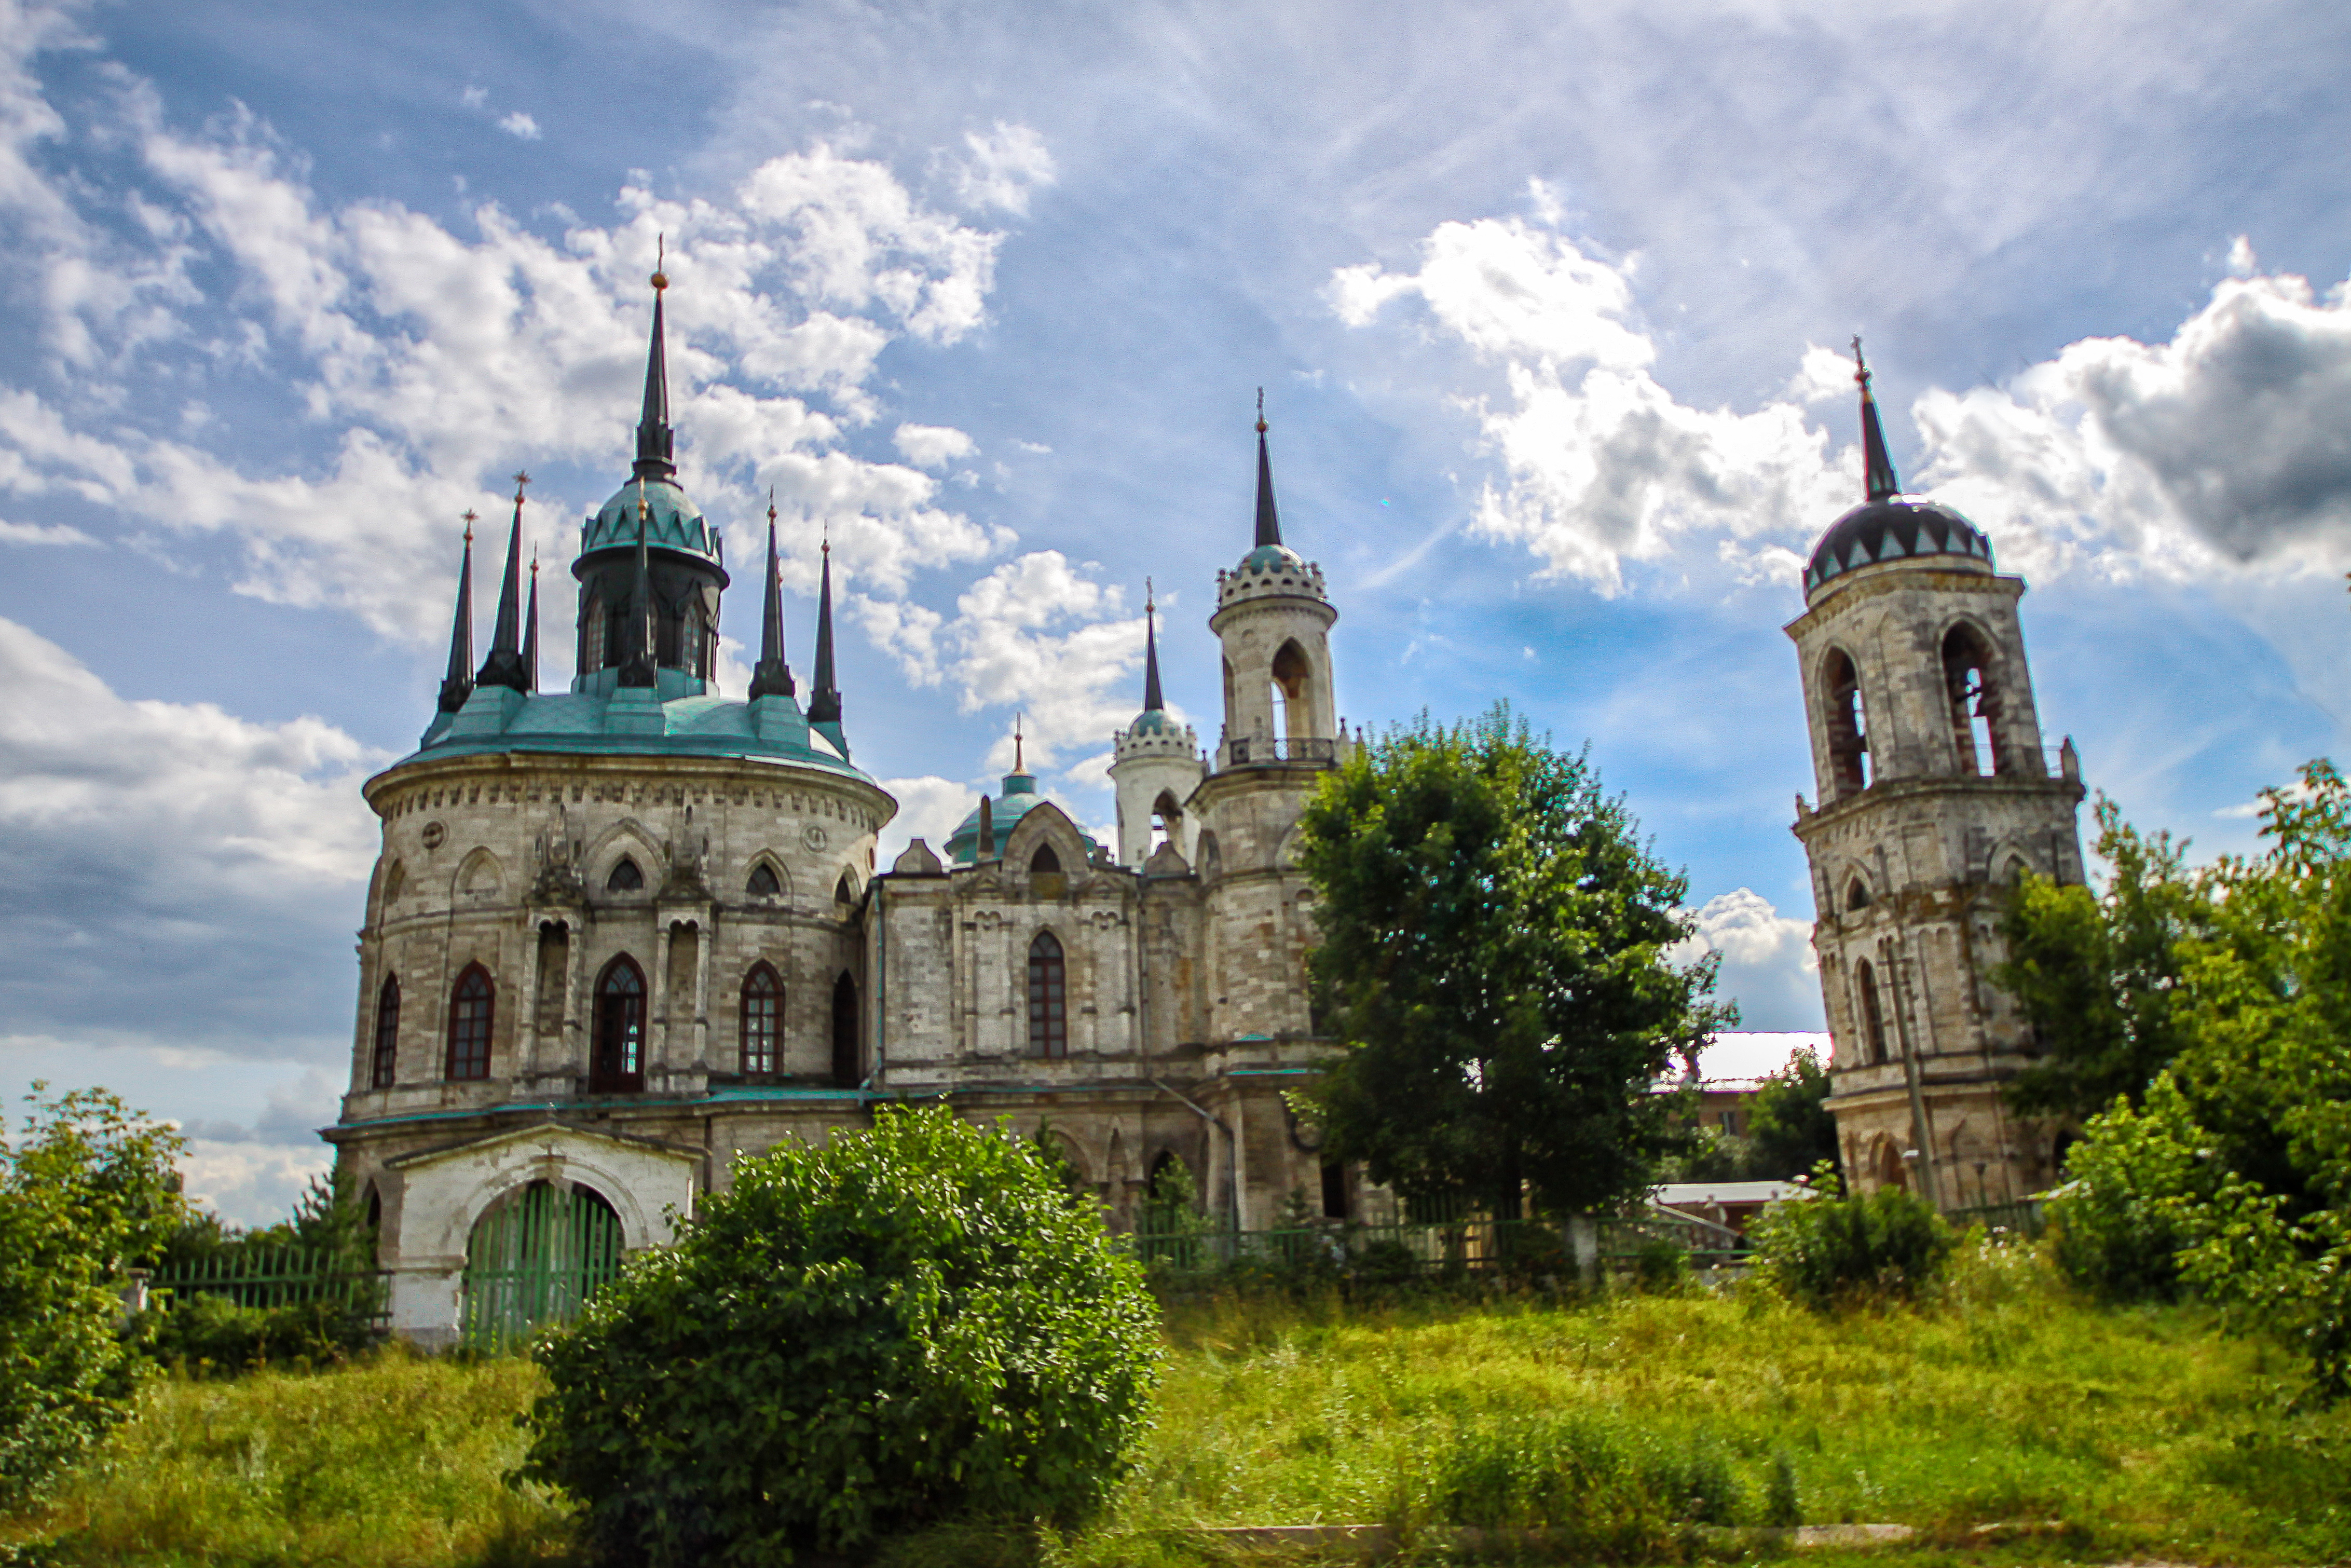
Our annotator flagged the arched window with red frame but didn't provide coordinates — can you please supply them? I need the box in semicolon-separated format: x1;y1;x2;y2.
446;963;495;1081
741;962;782;1075
1028;930;1068;1058
372;974;401;1088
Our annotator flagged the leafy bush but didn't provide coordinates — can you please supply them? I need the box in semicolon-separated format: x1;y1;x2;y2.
0;1085;184;1510
137;1294;379;1377
520;1105;1163;1566
1750;1167;1955;1308
2044;1081;2215;1303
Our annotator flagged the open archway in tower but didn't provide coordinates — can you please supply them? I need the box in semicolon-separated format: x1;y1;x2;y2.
1942;624;2006;777
1270;639;1314;741
1822;648;1870;796
1150;789;1183;855
1854;958;1889;1066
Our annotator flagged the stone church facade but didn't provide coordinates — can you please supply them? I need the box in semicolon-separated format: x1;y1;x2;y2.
328;278;1358;1343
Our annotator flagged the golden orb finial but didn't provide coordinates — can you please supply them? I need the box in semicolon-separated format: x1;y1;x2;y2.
651;233;668;292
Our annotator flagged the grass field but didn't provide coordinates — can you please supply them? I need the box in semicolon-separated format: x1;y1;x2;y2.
6;1240;2348;1566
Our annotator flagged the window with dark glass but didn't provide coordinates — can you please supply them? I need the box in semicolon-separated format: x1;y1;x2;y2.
747;862;782;898
592;958;646;1094
446;964;494;1081
742;963;782;1074
1028;931;1067;1058
830;972;859;1086
606;857;644;893
371;975;401;1088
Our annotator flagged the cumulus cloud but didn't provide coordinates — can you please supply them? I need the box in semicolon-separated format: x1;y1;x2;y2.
0;514;96;545
1671;887;1823;1033
948;121;1057;217
877;773;981;864
0;35;1038;643
893;421;975;469
0;615;381;1056
857;550;1159;780
1337;198;2351;604
495;111;541;141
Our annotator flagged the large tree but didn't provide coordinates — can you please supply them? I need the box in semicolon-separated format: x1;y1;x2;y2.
1294;706;1729;1219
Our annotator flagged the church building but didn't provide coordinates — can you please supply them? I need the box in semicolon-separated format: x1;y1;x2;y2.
327;271;1356;1344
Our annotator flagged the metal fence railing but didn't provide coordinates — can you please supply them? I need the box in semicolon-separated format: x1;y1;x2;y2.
149;1245;389;1327
1946;1199;2046;1237
1127;1209;1757;1281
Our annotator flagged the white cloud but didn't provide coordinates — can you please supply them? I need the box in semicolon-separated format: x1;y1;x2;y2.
1337;206;2351;602
496;111;541;141
1671;887;1823;1034
877;774;979;865
893;421;974;469
0;514;95;545
0;616;381;1055
948;121;1057;217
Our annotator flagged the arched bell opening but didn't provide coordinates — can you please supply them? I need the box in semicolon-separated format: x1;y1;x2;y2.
1822;647;1870;797
1942;623;2007;777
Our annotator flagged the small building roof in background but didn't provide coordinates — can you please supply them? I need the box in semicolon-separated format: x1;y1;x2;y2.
1654;1180;1815;1208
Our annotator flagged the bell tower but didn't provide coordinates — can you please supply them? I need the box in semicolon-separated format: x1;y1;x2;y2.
1211;397;1339;766
1787;345;2086;1211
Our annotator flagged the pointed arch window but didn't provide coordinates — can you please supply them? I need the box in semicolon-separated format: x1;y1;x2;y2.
1845;878;1871;912
1271;639;1314;740
1028;930;1068;1058
1030;843;1065;897
1823;648;1870;797
446;963;494;1082
591;957;646;1094
747;862;783;898
606;856;644;893
830;972;860;1086
741;962;782;1075
371;975;401;1089
1855;958;1889;1066
834;874;854;907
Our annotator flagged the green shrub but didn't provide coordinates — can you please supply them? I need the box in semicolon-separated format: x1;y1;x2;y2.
2044;1083;2213;1303
136;1293;379;1376
0;1086;184;1510
1751;1167;1956;1308
1426;1411;1745;1552
520;1105;1163;1566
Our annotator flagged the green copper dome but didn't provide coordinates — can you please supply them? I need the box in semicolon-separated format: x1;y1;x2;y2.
945;770;1103;865
581;477;722;566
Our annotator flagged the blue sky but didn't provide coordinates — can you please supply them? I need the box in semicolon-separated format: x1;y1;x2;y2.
4;0;2349;1222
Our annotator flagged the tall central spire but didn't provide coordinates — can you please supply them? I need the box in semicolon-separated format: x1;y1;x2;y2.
1141;579;1164;713
634;240;676;481
1253;387;1282;548
1854;337;1901;502
749;490;795;700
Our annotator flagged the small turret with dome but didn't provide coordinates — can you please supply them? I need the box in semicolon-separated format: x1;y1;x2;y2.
947;719;1103;866
1110;582;1204;865
1801;340;1994;601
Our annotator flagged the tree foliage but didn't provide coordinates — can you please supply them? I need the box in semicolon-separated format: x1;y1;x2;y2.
520;1105;1162;1565
1295;706;1728;1219
0;1084;186;1507
1750;1166;1956;1309
2030;761;2351;1398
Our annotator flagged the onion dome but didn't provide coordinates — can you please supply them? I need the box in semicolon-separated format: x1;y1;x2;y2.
1802;342;1995;600
945;722;1103;865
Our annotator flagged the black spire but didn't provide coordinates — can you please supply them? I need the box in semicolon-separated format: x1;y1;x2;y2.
619;482;658;688
749;493;795;699
634;241;676;482
807;537;841;725
437;513;477;713
476;473;531;692
1141;580;1164;712
1854;337;1901;502
523;553;540;693
1253;388;1282;549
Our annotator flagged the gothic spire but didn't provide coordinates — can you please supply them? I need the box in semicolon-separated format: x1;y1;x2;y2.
634;240;676;482
1141;579;1164;713
523;552;540;693
619;481;658;688
1854;337;1902;502
1253;388;1282;548
749;490;795;700
807;535;841;725
437;512;476;714
476;472;531;692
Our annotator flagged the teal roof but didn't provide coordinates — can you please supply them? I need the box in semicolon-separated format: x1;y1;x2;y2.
945;770;1102;865
402;680;870;783
580;476;722;565
1238;542;1305;574
1129;709;1175;735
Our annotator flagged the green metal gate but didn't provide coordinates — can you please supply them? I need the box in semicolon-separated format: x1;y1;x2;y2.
461;1180;623;1349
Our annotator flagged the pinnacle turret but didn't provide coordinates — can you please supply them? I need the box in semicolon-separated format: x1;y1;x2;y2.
1253;389;1282;549
1854;338;1901;502
635;244;676;482
807;539;841;726
750;496;795;700
437;514;476;714
475;474;531;693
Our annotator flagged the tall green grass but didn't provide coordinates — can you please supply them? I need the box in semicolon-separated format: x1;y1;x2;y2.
9;1240;2348;1566
1;1349;576;1566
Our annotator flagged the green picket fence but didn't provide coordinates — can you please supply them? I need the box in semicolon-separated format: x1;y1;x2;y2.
1128;1210;1752;1280
1947;1199;2046;1237
150;1245;389;1326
